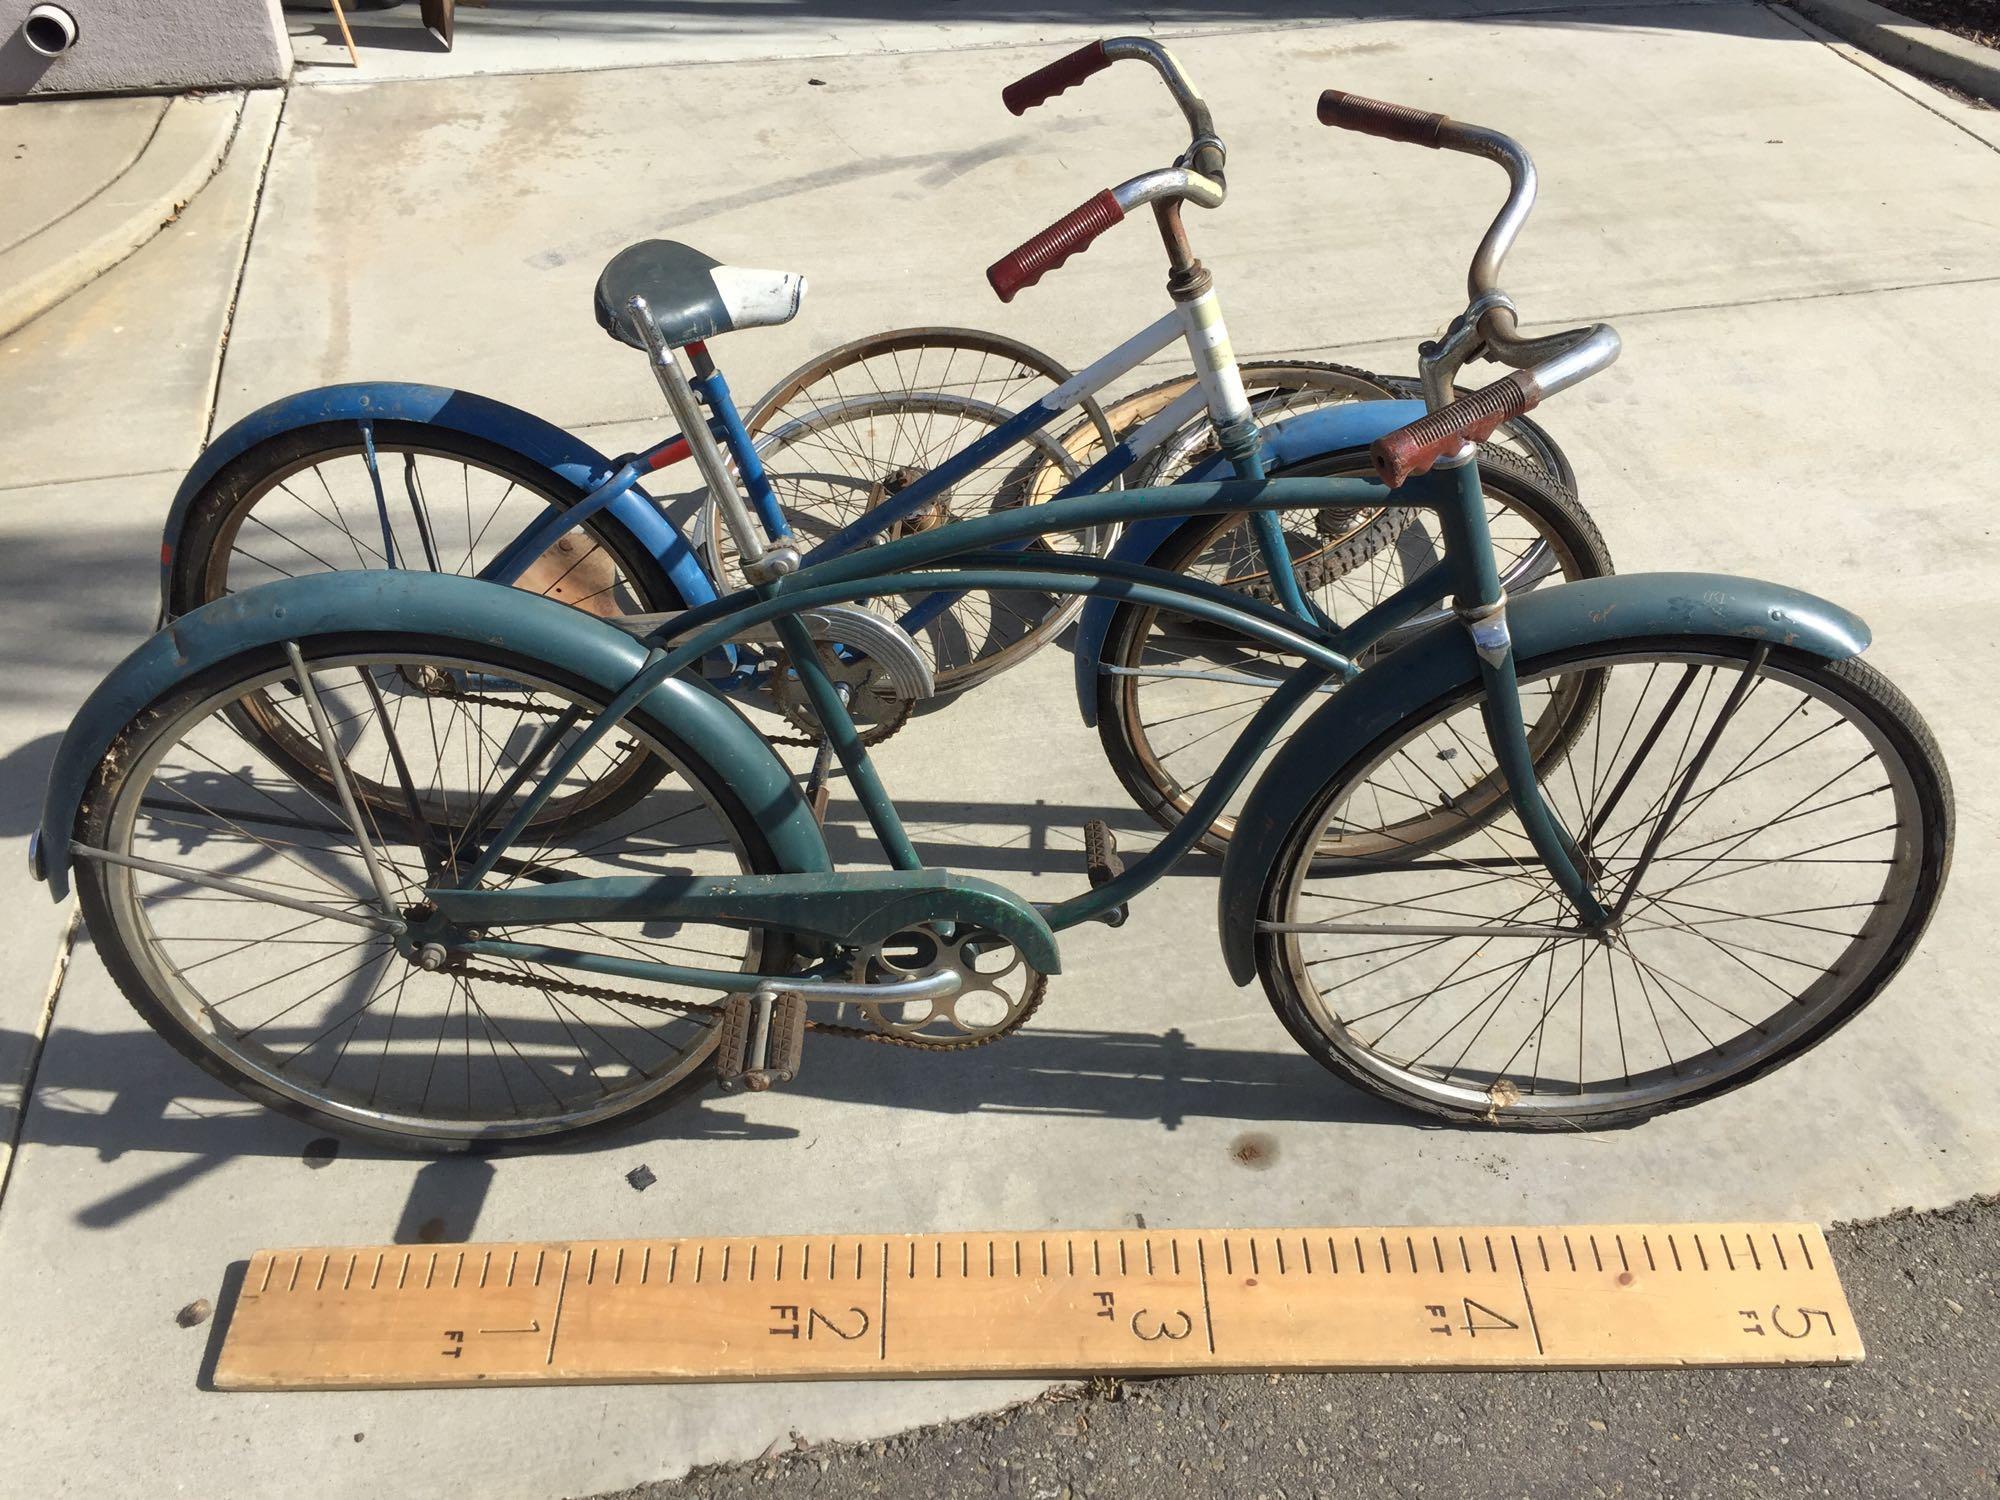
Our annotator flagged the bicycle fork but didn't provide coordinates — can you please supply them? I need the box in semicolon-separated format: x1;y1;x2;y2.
1433;450;1612;928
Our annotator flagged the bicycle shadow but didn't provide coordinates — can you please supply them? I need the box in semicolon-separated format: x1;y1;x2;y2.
11;976;1403;1234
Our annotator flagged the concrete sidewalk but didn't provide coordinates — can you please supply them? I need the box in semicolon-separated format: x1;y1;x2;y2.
1;6;1997;1498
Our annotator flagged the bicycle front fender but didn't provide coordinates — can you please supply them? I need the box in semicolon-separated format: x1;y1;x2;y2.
1070;398;1426;725
156;383;716;621
34;570;827;902
1212;572;1872;984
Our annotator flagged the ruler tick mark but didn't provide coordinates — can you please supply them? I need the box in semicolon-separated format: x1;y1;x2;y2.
722;1245;732;1283
1406;1236;1418;1275
695;1245;706;1284
1588;1236;1603;1274
1328;1236;1339;1275
803;1243;812;1282
1301;1237;1312;1276
373;1253;385;1290
453;1252;465;1289
532;1250;544;1288
1380;1235;1393;1275
1537;1236;1550;1274
1641;1236;1656;1273
426;1252;439;1290
1275;1239;1286;1276
1510;1235;1545;1357
668;1245;679;1284
1695;1235;1710;1272
1041;1241;1049;1278
1460;1237;1472;1275
1195;1240;1217;1355
989;1240;996;1278
878;1242;889;1363
544;1249;571;1367
1485;1236;1498;1275
1615;1235;1629;1273
586;1248;598;1287
477;1251;490;1290
1014;1241;1023;1278
288;1257;302;1293
345;1255;358;1292
855;1244;864;1280
1797;1232;1815;1272
1434;1235;1446;1274
1721;1238;1736;1272
1117;1240;1127;1277
1356;1236;1367;1275
1771;1233;1787;1272
1563;1236;1577;1273
1222;1240;1232;1276
316;1255;330;1292
640;1248;651;1285
748;1244;757;1283
1249;1239;1260;1277
1669;1235;1683;1272
1745;1234;1761;1271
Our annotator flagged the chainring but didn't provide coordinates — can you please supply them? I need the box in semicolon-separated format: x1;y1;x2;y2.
847;925;1046;1047
768;646;915;748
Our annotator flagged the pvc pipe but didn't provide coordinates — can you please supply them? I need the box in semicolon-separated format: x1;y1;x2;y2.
23;5;79;57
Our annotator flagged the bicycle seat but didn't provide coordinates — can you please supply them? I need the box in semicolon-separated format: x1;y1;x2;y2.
593;239;806;350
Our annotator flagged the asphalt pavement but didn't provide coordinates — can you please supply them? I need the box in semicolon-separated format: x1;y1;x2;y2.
609;1195;2000;1499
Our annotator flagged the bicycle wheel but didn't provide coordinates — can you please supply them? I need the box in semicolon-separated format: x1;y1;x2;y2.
74;635;792;1150
1098;451;1612;855
1256;641;1952;1128
708;391;1104;692
169;420;679;829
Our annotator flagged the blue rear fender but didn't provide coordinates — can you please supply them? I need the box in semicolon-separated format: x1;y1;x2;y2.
157;382;714;620
35;570;827;901
1070;398;1426;725
1212;572;1873;984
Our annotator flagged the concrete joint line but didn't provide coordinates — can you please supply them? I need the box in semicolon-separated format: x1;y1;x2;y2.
0;901;80;1217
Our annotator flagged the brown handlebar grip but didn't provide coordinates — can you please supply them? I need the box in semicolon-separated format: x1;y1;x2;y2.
987;189;1125;303
1316;88;1449;147
1371;373;1541;488
1002;41;1112;115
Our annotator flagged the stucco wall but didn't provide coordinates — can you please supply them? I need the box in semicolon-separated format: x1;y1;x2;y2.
0;0;290;97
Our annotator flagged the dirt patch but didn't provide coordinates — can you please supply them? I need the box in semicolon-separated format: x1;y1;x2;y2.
1881;0;2000;50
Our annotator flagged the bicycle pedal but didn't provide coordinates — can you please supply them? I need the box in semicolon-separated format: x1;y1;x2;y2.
1082;819;1130;927
714;988;806;1094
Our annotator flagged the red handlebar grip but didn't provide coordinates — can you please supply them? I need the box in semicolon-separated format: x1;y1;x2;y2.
1371;373;1541;488
1002;41;1111;115
1317;88;1449;147
987;189;1125;303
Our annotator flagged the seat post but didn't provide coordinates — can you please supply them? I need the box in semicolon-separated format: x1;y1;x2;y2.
625;294;774;572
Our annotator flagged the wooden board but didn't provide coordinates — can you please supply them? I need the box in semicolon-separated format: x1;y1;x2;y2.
213;1221;1859;1390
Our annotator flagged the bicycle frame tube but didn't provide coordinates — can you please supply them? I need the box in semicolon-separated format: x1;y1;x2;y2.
442;455;1614;973
458;470;1429;891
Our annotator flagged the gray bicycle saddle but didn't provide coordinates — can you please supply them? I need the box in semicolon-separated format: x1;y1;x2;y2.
593;240;807;350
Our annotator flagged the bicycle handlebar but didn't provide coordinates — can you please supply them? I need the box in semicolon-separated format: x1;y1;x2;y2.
988;37;1227;301
1315;89;1448;148
1370;323;1621;486
987;189;1125;303
1002;40;1114;115
1319;85;1622;478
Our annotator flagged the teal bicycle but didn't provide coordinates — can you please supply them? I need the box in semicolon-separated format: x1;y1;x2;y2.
35;80;1951;1149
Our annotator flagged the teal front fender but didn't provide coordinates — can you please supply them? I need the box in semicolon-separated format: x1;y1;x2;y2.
34;571;828;901
1213;572;1872;984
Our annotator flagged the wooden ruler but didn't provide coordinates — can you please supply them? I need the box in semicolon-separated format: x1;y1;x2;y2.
213;1221;1859;1390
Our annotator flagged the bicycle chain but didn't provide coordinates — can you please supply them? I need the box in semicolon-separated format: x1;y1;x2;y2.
440;958;1034;1052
